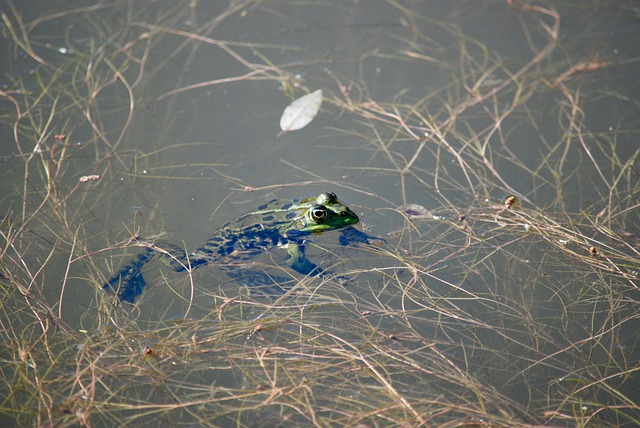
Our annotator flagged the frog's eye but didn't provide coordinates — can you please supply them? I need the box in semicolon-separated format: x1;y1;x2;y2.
310;206;328;223
316;192;338;205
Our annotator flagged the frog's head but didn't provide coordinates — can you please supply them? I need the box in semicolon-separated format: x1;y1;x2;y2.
291;192;359;234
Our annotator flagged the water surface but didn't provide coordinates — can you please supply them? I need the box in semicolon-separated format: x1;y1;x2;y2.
1;1;639;426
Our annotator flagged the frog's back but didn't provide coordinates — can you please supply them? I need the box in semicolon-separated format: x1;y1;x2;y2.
187;198;307;264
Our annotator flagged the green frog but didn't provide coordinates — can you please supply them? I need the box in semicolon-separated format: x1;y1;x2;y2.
104;192;377;303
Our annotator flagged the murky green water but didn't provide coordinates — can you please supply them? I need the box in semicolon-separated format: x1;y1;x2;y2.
2;1;639;426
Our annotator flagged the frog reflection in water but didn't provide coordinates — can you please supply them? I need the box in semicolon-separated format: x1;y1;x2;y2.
104;192;377;303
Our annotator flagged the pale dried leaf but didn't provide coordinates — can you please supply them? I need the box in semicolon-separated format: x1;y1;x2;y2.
279;89;323;132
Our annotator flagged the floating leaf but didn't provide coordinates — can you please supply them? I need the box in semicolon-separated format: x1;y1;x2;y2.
279;89;323;132
398;204;434;220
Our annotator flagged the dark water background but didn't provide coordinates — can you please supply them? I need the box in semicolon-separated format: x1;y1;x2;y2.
1;1;639;426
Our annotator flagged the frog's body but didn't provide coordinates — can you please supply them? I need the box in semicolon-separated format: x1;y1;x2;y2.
104;192;373;303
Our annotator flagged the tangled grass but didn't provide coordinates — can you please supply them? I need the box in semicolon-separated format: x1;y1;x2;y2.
1;0;639;426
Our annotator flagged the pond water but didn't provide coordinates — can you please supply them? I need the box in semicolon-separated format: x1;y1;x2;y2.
1;0;639;426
